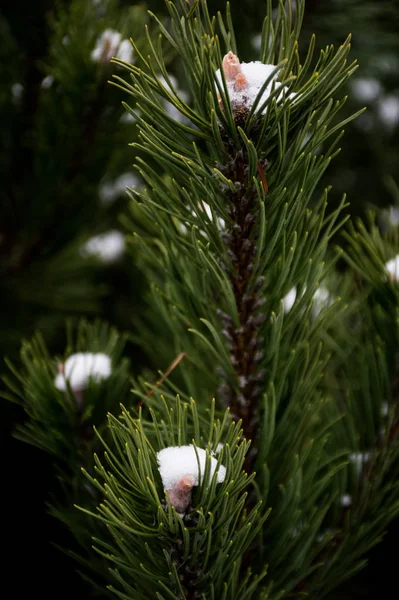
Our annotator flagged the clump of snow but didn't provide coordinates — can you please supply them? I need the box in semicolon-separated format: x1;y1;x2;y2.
312;286;333;319
55;352;112;392
81;230;125;263
383;206;399;228
385;254;399;281
99;172;140;205
341;494;352;507
283;287;297;313
381;401;389;417
201;201;226;230
282;285;334;317
178;201;225;237
41;75;54;89
349;451;371;477
378;95;399;130
350;77;382;103
216;51;295;115
214;443;224;455
252;34;262;51
157;445;226;515
157;445;226;489
11;83;23;102
120;111;136;124
91;29;133;64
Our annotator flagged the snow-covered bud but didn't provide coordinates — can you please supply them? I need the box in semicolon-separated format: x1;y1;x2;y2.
55;352;112;407
216;53;295;116
166;474;195;515
157;445;226;515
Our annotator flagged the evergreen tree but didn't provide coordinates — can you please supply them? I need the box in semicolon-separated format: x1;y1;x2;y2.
2;1;399;598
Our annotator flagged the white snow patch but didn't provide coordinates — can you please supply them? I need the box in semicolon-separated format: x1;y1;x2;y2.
55;352;112;391
385;206;399;227
42;75;54;89
378;95;399;130
157;445;226;489
349;451;371;476
91;29;133;64
81;230;125;263
201;201;225;230
283;287;297;313
11;83;23;101
341;494;352;507
385;254;399;281
350;77;382;103
99;172;140;204
312;285;333;318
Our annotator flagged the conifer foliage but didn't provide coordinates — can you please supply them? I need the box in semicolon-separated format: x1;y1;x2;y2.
3;1;399;599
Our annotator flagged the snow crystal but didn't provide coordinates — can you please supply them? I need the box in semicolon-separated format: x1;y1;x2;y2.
55;352;112;392
283;287;297;313
216;53;295;115
81;230;125;263
385;254;399;281
157;445;226;490
91;29;133;64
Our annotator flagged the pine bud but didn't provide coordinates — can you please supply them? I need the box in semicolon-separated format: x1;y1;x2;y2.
222;51;242;82
166;474;195;515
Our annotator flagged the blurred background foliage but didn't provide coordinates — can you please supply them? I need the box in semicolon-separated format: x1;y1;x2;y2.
1;0;398;598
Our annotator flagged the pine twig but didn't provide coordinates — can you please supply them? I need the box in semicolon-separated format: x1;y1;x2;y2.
136;352;187;409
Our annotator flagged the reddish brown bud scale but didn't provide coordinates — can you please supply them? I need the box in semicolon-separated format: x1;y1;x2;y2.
234;72;248;92
166;473;195;514
222;51;242;81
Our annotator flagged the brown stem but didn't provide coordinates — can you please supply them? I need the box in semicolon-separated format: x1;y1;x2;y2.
217;149;267;452
170;526;202;600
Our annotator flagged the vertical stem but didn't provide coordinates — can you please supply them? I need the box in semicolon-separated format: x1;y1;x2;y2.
218;148;266;453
